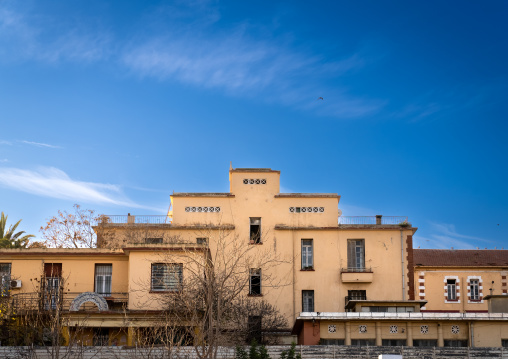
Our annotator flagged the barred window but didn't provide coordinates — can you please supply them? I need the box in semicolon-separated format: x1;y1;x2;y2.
151;263;182;292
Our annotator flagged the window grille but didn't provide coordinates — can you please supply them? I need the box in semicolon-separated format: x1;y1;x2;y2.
151;263;182;292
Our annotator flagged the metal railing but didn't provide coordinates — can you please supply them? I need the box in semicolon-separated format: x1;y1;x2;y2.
10;292;128;312
341;267;372;273
95;215;172;225
345;295;368;309
338;216;409;225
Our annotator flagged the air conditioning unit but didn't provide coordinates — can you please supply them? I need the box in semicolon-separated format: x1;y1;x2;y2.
10;280;21;289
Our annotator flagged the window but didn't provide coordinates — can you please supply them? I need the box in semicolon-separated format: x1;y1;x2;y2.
249;269;261;295
382;339;406;346
470;279;479;300
145;237;163;244
351;339;375;346
95;264;112;297
247;316;262;344
196;237;208;245
93;328;109;346
151;263;182;292
413;340;438;347
447;279;457;300
301;239;313;269
347;239;365;271
0;263;11;297
250;218;261;243
43;263;62;310
302;290;314;312
321;339;345;345
348;290;367;301
444;340;468;347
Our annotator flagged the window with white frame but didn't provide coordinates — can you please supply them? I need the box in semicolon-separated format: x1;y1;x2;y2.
470;279;480;300
151;263;182;292
302;290;314;312
95;264;112;297
249;269;261;295
301;239;313;269
447;279;457;300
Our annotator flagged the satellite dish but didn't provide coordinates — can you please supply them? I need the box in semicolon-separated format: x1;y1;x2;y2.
338;209;343;217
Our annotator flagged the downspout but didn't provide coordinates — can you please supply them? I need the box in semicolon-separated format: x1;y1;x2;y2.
401;230;406;301
470;321;474;347
292;229;296;321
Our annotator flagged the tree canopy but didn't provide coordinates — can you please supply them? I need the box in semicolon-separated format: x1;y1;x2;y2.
0;212;35;248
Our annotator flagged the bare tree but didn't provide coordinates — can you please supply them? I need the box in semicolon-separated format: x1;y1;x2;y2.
40;204;112;248
133;224;290;359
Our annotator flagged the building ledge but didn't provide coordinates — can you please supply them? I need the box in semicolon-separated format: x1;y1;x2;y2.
172;193;235;197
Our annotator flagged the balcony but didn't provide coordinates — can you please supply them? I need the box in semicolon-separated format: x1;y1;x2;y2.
10;292;128;312
340;267;373;283
338;215;410;226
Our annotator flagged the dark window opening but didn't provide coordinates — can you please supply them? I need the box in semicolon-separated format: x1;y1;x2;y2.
196;238;208;245
249;269;261;295
247;315;262;344
351;339;375;346
382;339;406;346
444;340;468;347
502;339;508;348
302;290;314;312
413;339;438;347
250;218;261;244
145;237;163;244
321;339;345;345
93;328;109;346
151;263;183;292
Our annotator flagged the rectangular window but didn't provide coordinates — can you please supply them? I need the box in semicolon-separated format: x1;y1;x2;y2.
413;340;438;347
347;239;365;271
249;269;261;295
444;340;468;347
348;290;367;301
250;218;261;244
145;237;163;244
95;264;112;297
301;239;313;269
43;263;62;310
382;339;406;346
351;339;375;346
321;339;345;345
151;263;182;292
447;279;457;300
302;290;314;312
196;237;208;245
0;263;11;297
470;279;479;300
93;328;109;346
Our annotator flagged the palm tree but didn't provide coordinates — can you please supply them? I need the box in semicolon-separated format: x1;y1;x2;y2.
0;212;34;248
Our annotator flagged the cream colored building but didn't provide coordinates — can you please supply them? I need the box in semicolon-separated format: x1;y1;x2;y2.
1;167;507;347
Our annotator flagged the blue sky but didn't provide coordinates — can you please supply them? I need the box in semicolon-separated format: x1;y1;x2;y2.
0;0;507;249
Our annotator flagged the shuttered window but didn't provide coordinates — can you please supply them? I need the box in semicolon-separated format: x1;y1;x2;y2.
151;263;182;292
347;239;365;271
95;264;112;297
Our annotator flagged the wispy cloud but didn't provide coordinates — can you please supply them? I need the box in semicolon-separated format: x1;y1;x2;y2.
0;140;12;145
414;222;491;249
0;159;8;163
0;166;156;210
21;140;62;149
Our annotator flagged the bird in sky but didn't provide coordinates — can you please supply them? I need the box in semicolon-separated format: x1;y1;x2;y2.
317;97;324;100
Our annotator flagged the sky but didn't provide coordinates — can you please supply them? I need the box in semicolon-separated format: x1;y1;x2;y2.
0;0;507;250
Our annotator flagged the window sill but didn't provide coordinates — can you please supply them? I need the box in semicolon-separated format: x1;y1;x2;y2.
149;290;180;294
446;299;459;302
301;268;315;271
248;294;263;297
249;242;263;245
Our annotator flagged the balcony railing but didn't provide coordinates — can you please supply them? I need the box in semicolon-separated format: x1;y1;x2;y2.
95;215;171;225
341;267;372;273
10;292;128;312
339;216;409;225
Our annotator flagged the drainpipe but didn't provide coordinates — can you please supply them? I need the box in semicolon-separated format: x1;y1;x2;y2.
470;321;474;347
401;229;406;301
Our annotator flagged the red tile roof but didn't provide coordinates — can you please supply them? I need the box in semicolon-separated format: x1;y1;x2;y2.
414;249;508;267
